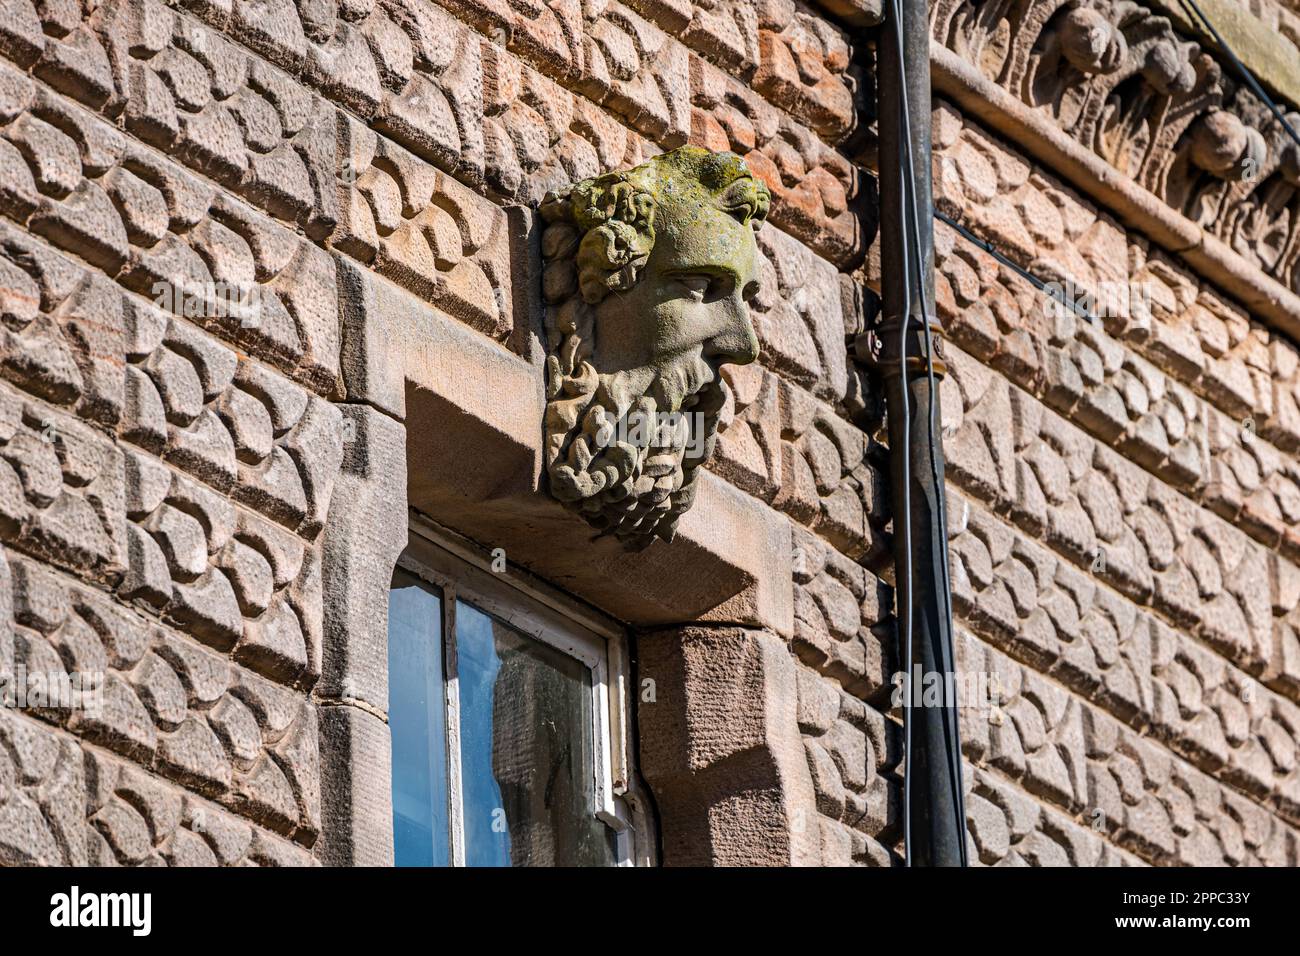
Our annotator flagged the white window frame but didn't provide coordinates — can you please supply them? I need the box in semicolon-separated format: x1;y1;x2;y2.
397;511;646;866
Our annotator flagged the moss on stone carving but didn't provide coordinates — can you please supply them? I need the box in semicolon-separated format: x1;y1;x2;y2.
541;146;770;304
539;147;771;548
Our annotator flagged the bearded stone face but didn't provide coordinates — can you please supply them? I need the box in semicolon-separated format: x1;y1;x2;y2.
539;147;770;549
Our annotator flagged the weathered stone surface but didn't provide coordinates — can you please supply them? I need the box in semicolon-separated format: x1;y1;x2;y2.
965;764;1143;867
0;380;125;585
947;488;1300;830
319;404;406;714
333;114;513;342
791;522;892;699
315;703;393;866
637;625;821;865
0;709;86;866
153;0;866;265
942;339;1291;692
931;204;1300;569
0;59;339;396
2;549;321;845
931;0;1300;306
958;629;1300;866
539;147;770;547
929;105;1300;481
0;0;1294;873
715;366;888;565
628;0;857;142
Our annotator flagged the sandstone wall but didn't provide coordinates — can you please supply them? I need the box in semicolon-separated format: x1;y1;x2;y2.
918;0;1300;865
0;0;1295;868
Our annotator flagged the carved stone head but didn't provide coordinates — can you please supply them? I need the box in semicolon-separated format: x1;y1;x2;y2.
539;147;771;549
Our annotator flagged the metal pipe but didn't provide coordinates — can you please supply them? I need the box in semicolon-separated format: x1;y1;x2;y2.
874;0;968;866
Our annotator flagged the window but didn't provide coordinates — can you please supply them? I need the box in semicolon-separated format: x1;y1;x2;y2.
388;517;640;866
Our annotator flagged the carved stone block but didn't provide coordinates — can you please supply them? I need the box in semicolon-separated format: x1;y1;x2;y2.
538;146;770;547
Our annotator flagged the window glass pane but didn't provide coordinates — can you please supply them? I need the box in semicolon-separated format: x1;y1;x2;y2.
388;569;450;867
455;600;616;867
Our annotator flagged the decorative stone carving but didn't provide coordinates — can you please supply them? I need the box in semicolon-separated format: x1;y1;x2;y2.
931;0;1300;295
958;628;1300;865
0;60;340;397
1;548;322;849
539;146;770;547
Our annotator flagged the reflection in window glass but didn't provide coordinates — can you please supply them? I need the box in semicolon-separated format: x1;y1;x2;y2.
388;570;450;867
456;600;616;867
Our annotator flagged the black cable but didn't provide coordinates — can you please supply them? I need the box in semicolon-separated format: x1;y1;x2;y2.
896;63;968;872
882;0;917;866
890;0;920;869
935;210;1100;324
1177;0;1300;154
891;0;968;866
894;96;917;872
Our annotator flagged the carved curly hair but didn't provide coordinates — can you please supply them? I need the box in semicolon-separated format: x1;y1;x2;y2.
540;147;769;302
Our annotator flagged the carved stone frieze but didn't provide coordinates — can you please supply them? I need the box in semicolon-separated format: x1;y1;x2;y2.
933;0;1300;295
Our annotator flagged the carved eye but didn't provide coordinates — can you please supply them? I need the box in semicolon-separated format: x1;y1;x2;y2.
742;280;760;303
675;274;712;301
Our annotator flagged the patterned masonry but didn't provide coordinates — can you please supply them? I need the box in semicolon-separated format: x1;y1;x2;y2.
0;0;1296;868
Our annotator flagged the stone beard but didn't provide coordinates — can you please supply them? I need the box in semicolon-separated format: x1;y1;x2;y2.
539;147;771;549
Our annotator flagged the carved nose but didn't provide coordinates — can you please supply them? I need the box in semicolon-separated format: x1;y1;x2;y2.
705;301;760;367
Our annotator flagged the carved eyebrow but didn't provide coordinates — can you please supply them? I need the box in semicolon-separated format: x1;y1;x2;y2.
664;264;741;283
